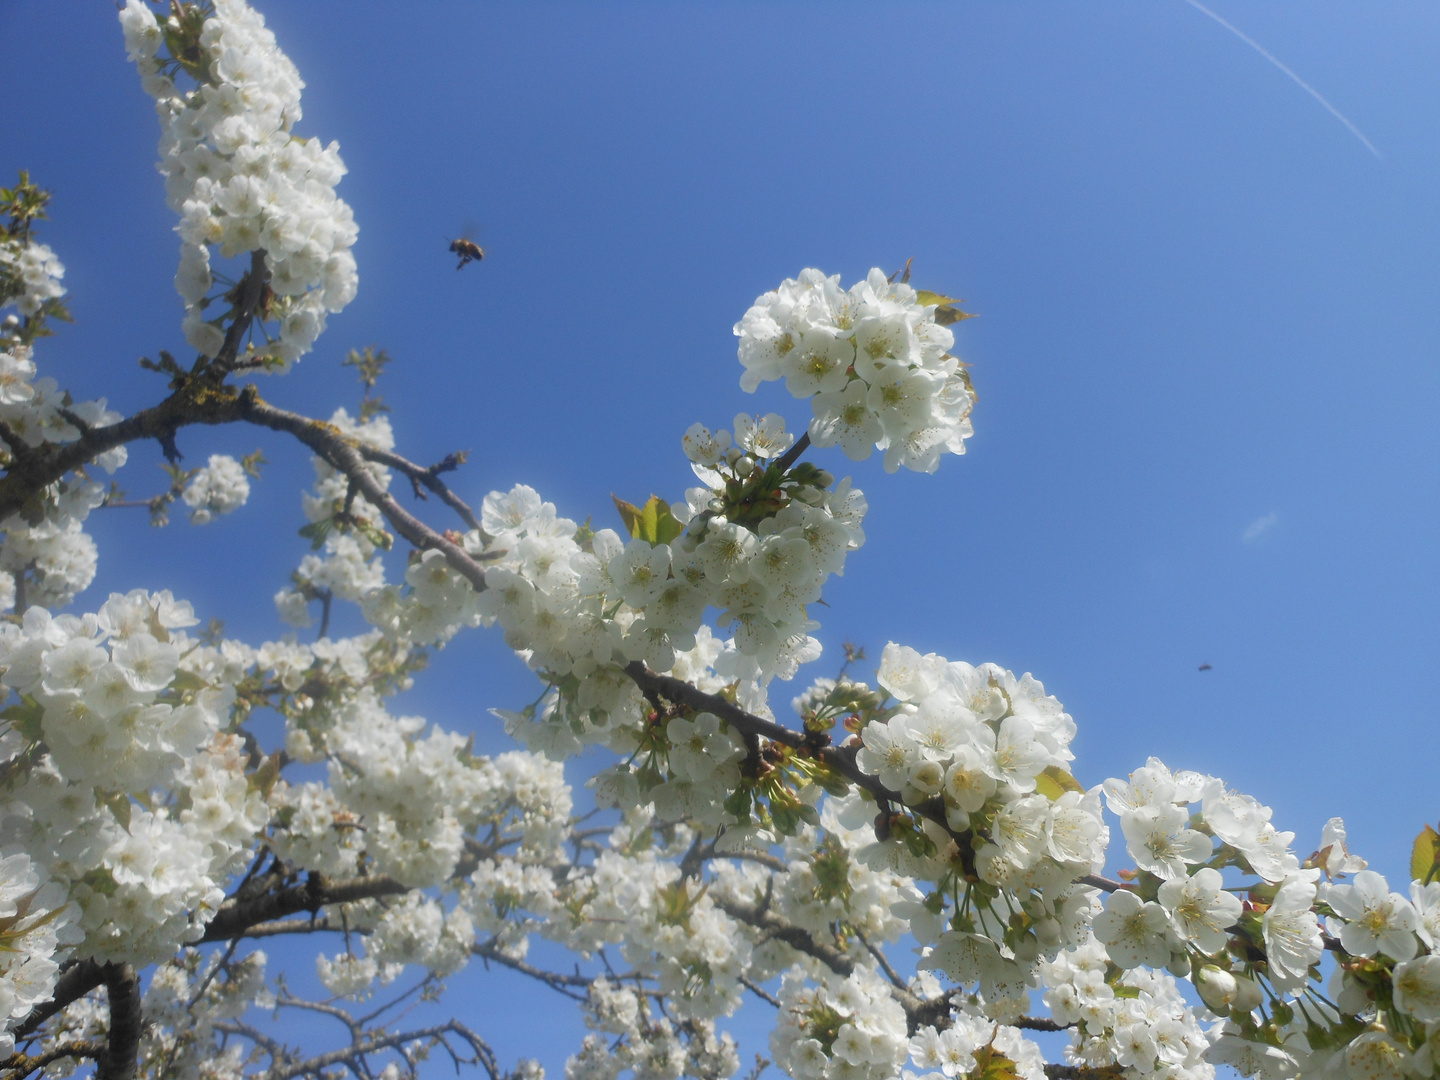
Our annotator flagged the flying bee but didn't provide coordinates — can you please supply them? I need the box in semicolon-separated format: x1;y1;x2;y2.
447;231;484;270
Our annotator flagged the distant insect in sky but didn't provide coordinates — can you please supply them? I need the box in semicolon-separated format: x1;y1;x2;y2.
447;236;484;271
1198;663;1213;672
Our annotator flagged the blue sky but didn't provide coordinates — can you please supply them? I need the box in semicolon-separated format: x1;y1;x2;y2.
4;0;1439;1073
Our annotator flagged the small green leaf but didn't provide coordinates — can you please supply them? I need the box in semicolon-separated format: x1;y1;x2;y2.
1034;765;1085;800
613;494;683;545
1412;824;1440;883
2;696;45;743
98;790;132;832
146;603;171;644
299;517;334;551
250;750;282;797
914;290;959;307
914;290;975;326
169;670;211;695
613;494;643;538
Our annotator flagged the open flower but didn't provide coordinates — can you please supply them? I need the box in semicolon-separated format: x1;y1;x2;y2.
1327;870;1419;962
1263;872;1324;992
1093;889;1171;969
1157;867;1242;955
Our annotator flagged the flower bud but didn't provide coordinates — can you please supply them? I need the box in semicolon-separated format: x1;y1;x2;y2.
724;447;744;466
1231;974;1263;1014
1194;964;1239;1013
1034;918;1063;949
734;457;755;478
1166;951;1191;978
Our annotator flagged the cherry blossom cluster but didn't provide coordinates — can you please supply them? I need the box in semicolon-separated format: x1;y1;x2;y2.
845;644;1107;994
1090;757;1440;1080
567;975;740;1080
15;4;1440;1077
0;853;82;1059
734;269;974;473
0;237;64;322
119;0;358;368
180;453;250;523
1040;936;1213;1079
275;407;394;626
0;240;127;611
0;582;582;1046
0;592;263;967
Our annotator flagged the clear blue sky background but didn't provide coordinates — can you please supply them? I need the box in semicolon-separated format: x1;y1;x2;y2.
4;1;1438;1074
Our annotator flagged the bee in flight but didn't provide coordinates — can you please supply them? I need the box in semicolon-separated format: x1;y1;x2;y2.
448;236;484;270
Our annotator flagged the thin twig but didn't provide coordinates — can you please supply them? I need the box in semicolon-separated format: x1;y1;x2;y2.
738;976;779;1008
853;928;906;992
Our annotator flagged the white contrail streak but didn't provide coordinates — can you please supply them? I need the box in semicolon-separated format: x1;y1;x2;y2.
1180;0;1382;160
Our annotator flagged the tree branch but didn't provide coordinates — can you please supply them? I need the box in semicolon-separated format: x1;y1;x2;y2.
357;445;482;532
211;249;269;375
711;896;855;979
0;1039;107;1080
738;976;779;1008
261;1020;498;1080
470;939;599;1001
96;963;142;1080
623;662;937;834
1044;1066;1123;1080
772;431;811;474
199;872;409;943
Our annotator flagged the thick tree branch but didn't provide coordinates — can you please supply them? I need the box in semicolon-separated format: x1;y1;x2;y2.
199;872;409;943
96;963;142;1080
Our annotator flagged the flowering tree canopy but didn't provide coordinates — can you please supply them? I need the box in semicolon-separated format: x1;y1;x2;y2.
0;5;1433;1080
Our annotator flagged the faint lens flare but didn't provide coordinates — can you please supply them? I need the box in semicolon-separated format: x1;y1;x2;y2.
1243;511;1278;543
1180;0;1382;160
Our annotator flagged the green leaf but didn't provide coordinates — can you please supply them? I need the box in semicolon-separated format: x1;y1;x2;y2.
914;290;959;307
613;494;684;545
146;603;171;644
1;696;44;743
98;790;132;832
914;290;975;326
250;750;282;797
299;517;334;551
613;495;642;538
1034;765;1085;800
168;669;211;695
1412;824;1440;883
936;305;976;327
